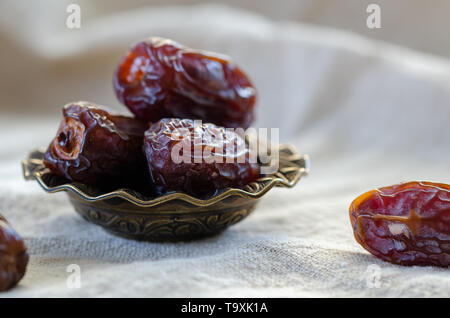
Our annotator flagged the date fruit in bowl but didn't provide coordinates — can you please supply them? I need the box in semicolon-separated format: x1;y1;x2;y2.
0;214;28;291
114;37;256;129
43;101;147;186
350;181;450;267
143;118;260;196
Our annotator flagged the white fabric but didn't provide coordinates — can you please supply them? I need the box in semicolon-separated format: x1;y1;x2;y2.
1;4;449;297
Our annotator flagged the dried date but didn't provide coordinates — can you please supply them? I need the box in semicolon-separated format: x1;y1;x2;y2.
143;118;260;196
350;181;450;267
44;101;147;186
114;37;256;129
0;214;29;291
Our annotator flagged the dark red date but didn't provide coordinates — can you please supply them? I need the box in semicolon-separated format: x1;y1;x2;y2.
0;214;29;291
350;181;450;267
44;101;147;186
143;118;260;196
114;37;256;129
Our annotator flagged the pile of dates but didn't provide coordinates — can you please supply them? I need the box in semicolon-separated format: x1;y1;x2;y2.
43;37;260;197
3;38;260;291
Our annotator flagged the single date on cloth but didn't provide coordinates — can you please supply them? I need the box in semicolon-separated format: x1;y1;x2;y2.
181;302;268;315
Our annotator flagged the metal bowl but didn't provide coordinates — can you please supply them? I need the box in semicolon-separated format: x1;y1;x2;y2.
22;145;309;241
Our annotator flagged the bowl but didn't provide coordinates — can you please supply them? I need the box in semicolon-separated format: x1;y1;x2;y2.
22;145;309;241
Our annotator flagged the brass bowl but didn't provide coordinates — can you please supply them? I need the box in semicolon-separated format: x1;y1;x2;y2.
22;145;309;241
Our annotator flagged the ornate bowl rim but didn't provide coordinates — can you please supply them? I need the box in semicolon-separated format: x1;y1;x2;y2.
22;145;309;208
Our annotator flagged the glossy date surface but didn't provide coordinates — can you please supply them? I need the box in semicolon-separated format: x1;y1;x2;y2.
143;118;260;196
350;181;450;267
114;37;256;129
0;215;28;291
44;102;147;186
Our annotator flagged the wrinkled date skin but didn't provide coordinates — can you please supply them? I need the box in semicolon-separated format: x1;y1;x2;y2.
350;181;450;267
114;37;256;129
44;102;147;186
143;118;260;196
0;215;29;291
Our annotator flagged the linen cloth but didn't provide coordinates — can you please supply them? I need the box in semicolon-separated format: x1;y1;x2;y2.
0;4;449;297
